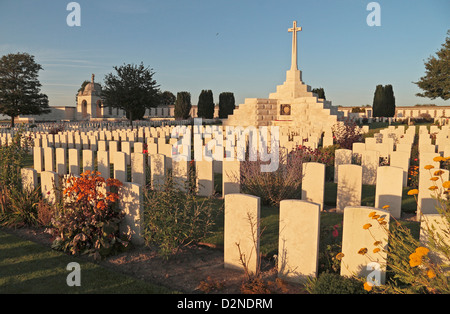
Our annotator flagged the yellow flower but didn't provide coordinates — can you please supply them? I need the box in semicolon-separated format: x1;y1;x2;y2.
429;186;438;191
443;181;450;189
363;223;372;230
409;252;422;267
358;248;368;255
415;246;429;256
373;241;382;246
336;252;345;260
433;156;444;162
368;211;376;218
371;215;380;219
407;189;419;195
427;269;436;279
430;177;439;181
434;170;444;176
364;282;373;292
424;165;434;170
373;248;381;253
382;205;390;210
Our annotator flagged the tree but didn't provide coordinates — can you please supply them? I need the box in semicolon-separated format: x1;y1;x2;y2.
384;84;396;117
414;30;450;100
197;89;214;119
0;52;50;127
101;62;160;125
351;107;366;113
372;84;395;117
174;91;191;120
158;91;176;107
372;84;385;117
218;92;235;119
312;87;326;100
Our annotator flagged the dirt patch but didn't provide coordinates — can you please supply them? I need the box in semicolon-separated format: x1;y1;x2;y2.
1;226;306;294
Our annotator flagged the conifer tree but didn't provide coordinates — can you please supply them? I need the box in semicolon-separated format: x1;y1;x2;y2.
218;92;235;119
384;84;396;117
372;85;385;117
174;91;192;120
197;89;214;119
312;87;326;100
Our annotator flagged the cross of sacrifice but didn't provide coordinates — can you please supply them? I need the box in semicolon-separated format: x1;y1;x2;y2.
288;21;302;71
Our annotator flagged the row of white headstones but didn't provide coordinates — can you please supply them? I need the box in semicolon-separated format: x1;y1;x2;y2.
16;122;450;284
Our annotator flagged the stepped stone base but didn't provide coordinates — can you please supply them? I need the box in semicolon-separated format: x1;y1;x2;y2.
223;69;340;135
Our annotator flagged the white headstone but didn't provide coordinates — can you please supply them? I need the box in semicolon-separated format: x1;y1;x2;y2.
340;206;390;285
196;159;214;197
150;153;165;190
375;166;404;218
33;147;44;173
334;149;352;183
55;147;67;175
172;159;189;192
420;214;450;266
131;152;146;187
41;171;59;204
82;150;95;173
278;200;320;283
224;194;260;274
301;162;325;210
418;169;449;217
68;148;80;176
43;147;55;172
119;182;144;246
336;164;362;212
361;150;380;185
222;160;240;197
97;150;110;179
113;152;127;183
21;168;37;192
390;151;410;187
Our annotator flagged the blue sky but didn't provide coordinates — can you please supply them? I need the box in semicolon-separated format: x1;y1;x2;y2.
0;0;449;109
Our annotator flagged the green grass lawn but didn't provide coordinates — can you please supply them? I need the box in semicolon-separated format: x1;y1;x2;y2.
0;230;176;294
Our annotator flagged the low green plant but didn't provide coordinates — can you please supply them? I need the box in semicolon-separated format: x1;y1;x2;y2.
0;185;42;227
305;272;367;294
0;129;38;227
318;222;342;274
143;176;220;259
0;130;26;188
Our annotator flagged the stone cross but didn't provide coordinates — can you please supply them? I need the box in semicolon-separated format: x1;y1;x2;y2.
288;20;302;71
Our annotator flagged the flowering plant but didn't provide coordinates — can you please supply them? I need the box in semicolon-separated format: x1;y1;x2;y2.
51;170;129;260
350;158;450;293
331;119;363;150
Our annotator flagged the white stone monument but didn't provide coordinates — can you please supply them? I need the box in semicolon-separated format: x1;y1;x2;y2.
223;21;339;136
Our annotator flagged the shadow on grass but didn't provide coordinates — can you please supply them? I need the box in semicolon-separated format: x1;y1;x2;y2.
0;230;176;294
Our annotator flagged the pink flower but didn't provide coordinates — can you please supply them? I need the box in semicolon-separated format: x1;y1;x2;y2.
332;228;339;238
332;224;339;238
